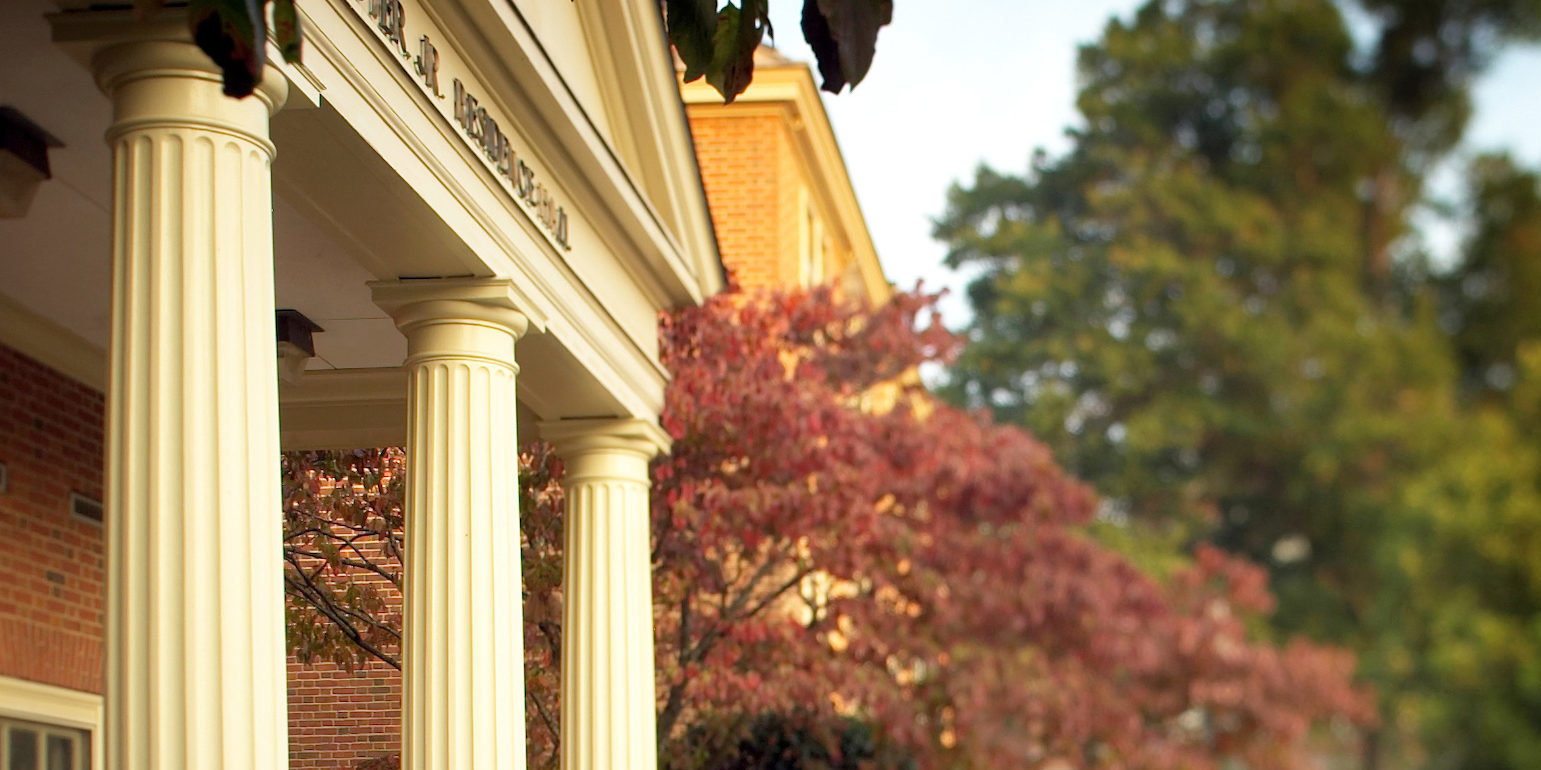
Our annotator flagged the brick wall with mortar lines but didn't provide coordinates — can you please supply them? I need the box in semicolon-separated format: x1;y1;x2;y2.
688;113;789;288
0;340;400;768
0;344;105;696
688;109;857;295
288;653;401;769
288;545;403;769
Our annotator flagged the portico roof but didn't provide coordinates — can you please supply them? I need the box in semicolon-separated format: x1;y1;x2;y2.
1;0;723;446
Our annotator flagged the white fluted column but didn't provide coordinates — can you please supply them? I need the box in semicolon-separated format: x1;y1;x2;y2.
540;419;670;770
54;12;291;770
373;278;530;770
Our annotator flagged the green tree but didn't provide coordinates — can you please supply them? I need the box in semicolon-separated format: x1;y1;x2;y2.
1378;154;1541;770
1372;406;1541;769
1440;155;1541;400
933;1;1541;766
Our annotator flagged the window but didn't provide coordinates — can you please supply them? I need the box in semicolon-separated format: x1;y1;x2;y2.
0;677;99;770
797;190;824;288
0;717;87;770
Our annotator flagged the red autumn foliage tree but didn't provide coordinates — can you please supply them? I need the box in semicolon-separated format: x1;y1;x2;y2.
284;286;1371;769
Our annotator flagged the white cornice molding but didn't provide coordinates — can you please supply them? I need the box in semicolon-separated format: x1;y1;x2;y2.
279;367;407;450
539;416;672;458
0;293;105;391
573;0;725;297
0;675;102;729
439;0;716;307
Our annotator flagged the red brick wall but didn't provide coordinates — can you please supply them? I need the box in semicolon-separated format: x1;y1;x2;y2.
688;106;860;296
0;344;105;695
689;112;791;289
287;526;404;768
0;340;405;768
288;657;401;769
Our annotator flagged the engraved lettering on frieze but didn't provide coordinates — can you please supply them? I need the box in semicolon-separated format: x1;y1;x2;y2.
454;78;513;177
415;35;442;97
350;0;572;252
515;158;534;199
368;0;409;58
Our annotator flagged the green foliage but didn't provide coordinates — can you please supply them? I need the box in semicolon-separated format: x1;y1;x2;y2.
670;0;723;82
1358;0;1541;157
934;0;1541;766
798;0;891;94
272;0;302;64
1440;155;1541;400
673;0;894;102
708;1;770;101
1382;408;1541;768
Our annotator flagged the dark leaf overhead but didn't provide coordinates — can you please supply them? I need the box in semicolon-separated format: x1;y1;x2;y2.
188;0;267;98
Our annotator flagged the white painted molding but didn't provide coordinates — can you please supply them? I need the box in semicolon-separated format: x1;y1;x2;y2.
538;417;671;459
279;367;408;450
0;292;106;391
290;0;675;421
571;0;725;296
0;675;104;766
0;675;103;730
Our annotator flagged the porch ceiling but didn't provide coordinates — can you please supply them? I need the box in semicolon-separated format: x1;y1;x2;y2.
0;0;400;374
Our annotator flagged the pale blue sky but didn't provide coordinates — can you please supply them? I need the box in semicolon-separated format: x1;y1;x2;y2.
764;2;1541;323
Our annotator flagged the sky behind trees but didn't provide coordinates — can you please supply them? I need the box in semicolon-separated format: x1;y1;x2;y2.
765;1;1541;320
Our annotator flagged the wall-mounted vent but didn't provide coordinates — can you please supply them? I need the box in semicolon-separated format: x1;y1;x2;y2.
70;492;102;525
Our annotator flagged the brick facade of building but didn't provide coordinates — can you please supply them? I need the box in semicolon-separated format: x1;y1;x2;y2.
0;345;105;697
690;112;792;288
288;659;401;768
688;107;853;294
0;342;400;768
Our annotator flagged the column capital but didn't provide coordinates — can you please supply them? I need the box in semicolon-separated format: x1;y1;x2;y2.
371;277;528;332
539;417;671;460
371;277;529;367
51;9;288;123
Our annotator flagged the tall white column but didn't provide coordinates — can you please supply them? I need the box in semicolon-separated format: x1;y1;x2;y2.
372;278;530;770
541;419;670;770
55;13;291;770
